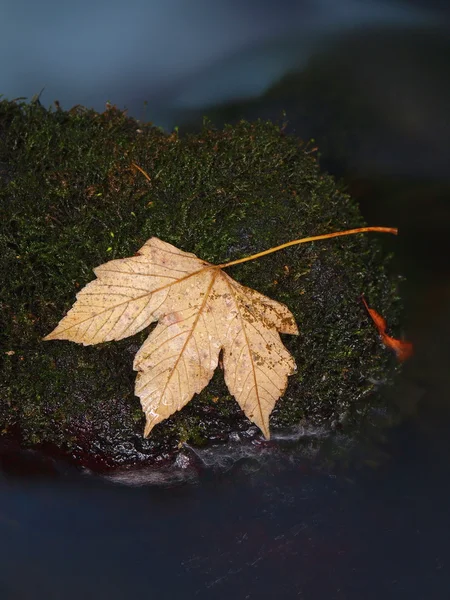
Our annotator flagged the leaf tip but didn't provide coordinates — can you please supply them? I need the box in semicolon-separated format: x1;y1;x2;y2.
256;418;271;440
144;417;157;438
42;331;56;341
290;320;300;336
262;428;271;441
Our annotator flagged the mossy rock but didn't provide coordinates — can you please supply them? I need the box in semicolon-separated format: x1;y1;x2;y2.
0;99;402;468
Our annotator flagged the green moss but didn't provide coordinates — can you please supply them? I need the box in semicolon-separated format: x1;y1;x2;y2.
0;100;402;466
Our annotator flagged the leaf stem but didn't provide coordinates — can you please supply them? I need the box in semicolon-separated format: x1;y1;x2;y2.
218;227;398;269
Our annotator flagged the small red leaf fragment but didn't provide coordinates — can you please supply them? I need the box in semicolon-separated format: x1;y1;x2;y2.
362;295;413;362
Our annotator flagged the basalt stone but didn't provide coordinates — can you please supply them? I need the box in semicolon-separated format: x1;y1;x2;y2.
0;99;403;468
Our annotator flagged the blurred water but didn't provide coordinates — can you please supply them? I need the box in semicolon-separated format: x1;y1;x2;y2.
1;404;450;599
0;0;440;122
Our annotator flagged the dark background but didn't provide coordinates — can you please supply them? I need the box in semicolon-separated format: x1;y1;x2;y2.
1;1;449;598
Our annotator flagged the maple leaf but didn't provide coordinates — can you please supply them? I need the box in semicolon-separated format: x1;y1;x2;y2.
44;237;299;438
44;226;397;439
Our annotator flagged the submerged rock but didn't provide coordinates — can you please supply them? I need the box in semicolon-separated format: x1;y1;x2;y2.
0;100;403;468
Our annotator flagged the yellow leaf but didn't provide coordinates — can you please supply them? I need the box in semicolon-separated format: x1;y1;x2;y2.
44;237;298;439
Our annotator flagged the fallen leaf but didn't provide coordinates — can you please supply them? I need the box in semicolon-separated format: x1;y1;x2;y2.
362;295;413;362
44;226;398;439
44;237;298;438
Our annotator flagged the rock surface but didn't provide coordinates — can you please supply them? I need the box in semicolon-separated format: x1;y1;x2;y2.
0;100;402;468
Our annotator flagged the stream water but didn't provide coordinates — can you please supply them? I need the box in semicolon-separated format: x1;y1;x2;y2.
1;399;450;599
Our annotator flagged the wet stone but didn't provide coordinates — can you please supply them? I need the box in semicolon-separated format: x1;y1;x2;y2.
0;99;403;469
